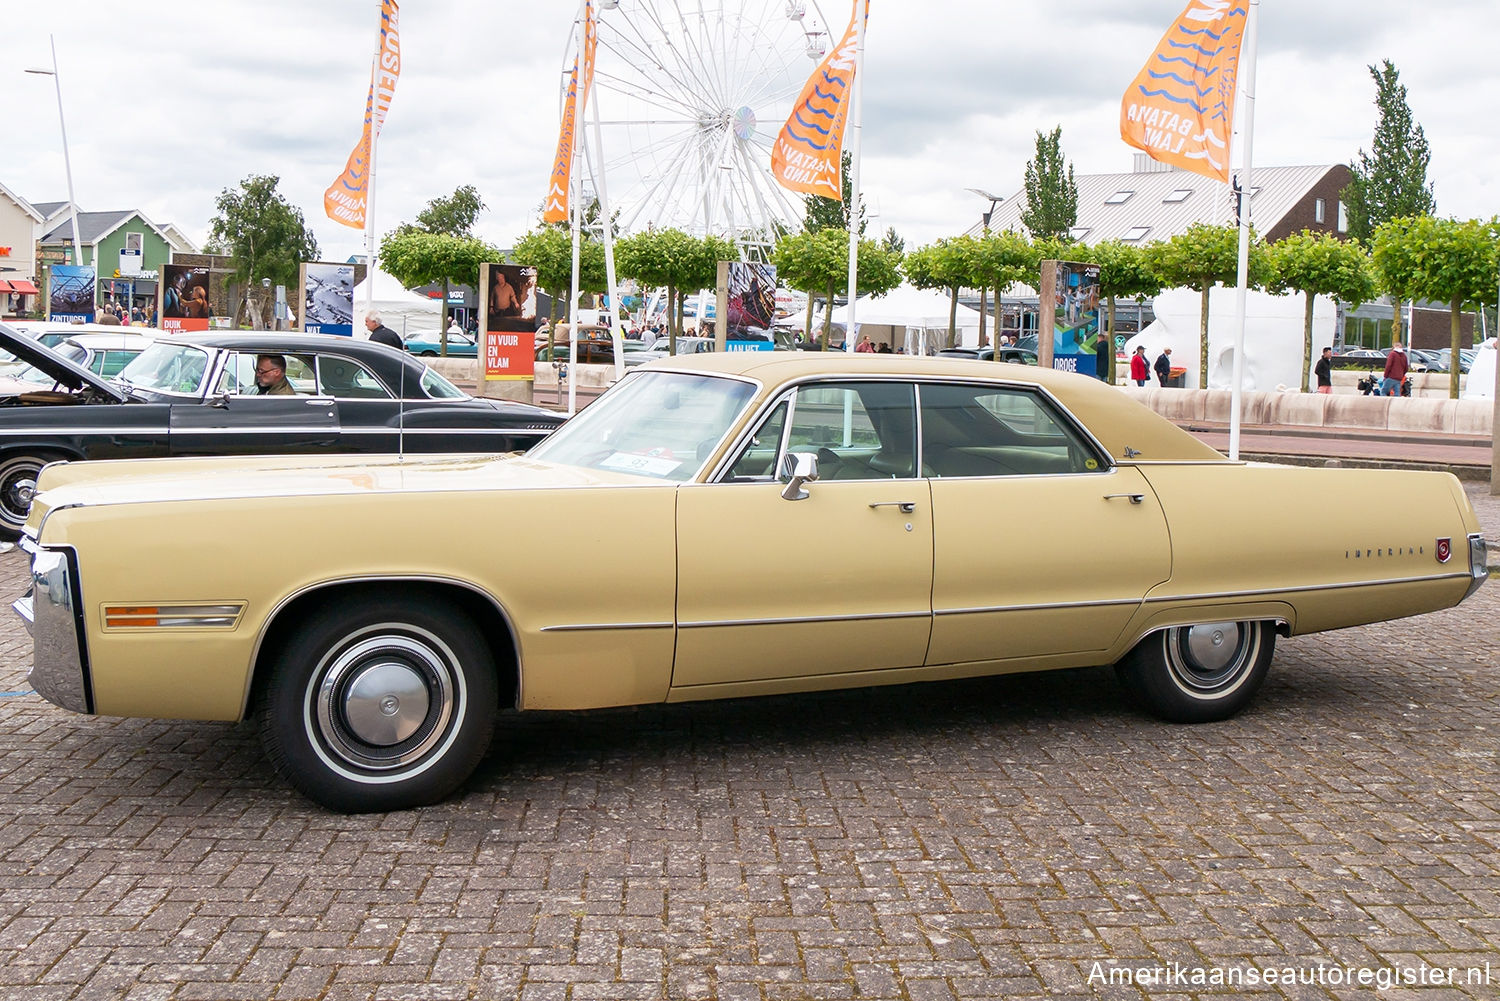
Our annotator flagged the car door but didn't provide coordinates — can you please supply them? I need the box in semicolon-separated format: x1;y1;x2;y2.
919;381;1171;664
673;381;934;689
168;352;340;456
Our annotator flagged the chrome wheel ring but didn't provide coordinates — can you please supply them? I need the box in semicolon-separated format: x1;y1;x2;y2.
1164;621;1259;698
0;456;45;529
311;630;458;773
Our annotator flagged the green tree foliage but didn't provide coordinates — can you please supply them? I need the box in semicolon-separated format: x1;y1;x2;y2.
205;174;319;295
1148;223;1273;386
1341;60;1436;243
1268;231;1377;391
803;152;867;236
380;231;502;298
1020;127;1079;241
772;228;901;348
905;236;983;348
512;226;606;353
971;230;1038;351
882;226;905;255
615;230;736;350
1076;240;1162;383
413;185;485;237
1374;216;1500;398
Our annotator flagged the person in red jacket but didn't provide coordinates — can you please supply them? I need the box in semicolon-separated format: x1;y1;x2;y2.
1382;340;1409;396
1129;345;1151;386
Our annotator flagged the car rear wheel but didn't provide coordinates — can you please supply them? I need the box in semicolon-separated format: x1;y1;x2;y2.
420;350;437;357
259;595;498;812
0;452;60;539
1115;620;1274;723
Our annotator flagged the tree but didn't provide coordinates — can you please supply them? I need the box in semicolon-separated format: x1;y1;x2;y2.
380;230;503;351
968;230;1037;349
512;226;607;354
1341;60;1436;243
1020;127;1078;241
882;226;905;255
772;228;901;348
1374;216;1500;398
803;152;867;236
413;184;485;237
1079;240;1162;384
615;230;735;351
1148;223;1273;386
205;174;319;326
1268;231;1377;391
904;236;982;348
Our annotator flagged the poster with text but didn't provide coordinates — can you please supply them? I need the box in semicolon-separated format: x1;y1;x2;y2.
160;263;213;333
48;265;96;322
723;261;776;351
300;261;356;336
480;263;537;380
1049;261;1102;377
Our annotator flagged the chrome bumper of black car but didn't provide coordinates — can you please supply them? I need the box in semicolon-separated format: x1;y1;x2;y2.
13;536;92;714
1466;532;1489;600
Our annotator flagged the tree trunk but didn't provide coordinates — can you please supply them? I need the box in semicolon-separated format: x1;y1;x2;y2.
805;294;815;349
822;281;836;349
440;278;451;357
1199;285;1211;388
947;287;959;349
1301;291;1314;393
1106;295;1118;384
1450;298;1462;399
978;287;988;346
1392;297;1403;346
668;285;678;354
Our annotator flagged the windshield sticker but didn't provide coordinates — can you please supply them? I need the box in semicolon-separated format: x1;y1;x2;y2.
599;451;684;477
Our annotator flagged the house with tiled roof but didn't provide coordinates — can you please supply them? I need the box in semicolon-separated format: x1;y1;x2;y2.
0;182;45;317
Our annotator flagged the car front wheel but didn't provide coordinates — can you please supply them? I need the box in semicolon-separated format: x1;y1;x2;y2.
1115;620;1274;723
259;596;498;812
0;452;59;539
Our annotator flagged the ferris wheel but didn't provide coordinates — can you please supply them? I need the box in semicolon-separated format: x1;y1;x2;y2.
561;0;838;261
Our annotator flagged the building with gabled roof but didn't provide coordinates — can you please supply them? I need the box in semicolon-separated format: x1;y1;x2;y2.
0;182;45;317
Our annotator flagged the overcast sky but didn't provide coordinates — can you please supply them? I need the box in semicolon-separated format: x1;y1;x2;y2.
5;0;1497;265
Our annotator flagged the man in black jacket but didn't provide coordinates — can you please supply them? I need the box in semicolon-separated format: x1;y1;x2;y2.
1314;346;1334;394
1154;347;1172;387
364;312;403;350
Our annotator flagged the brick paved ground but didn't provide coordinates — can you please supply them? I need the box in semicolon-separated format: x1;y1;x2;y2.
0;486;1496;999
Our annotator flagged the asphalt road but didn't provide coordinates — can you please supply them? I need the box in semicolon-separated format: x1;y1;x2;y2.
0;485;1495;999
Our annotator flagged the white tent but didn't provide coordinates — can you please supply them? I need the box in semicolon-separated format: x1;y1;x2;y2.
830;284;983;353
352;268;441;337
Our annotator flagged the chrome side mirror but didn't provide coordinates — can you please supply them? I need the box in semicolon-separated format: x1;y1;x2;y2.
779;451;819;501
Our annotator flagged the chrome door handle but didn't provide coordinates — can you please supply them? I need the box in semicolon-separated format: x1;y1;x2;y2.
869;501;916;514
1103;493;1145;504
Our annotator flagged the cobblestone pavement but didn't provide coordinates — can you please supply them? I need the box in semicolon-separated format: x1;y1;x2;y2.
0;490;1497;1000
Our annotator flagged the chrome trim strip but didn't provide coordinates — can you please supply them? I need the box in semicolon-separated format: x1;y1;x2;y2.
936;597;1140;616
0;426;554;438
1146;571;1473;604
22;544;92;714
679;609;930;629
539;621;674;633
1465;532;1488;599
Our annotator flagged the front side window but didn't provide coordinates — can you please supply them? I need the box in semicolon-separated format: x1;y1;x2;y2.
920;382;1105;477
787;381;916;480
529;370;756;482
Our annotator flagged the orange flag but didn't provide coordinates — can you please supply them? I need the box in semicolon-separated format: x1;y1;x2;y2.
542;1;598;224
324;0;402;230
1120;0;1248;182
770;1;868;201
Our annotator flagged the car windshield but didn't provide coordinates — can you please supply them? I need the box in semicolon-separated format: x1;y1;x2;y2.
116;342;210;395
529;370;757;481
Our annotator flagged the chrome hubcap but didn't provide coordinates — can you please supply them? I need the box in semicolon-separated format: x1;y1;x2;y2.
315;634;455;770
1165;621;1257;696
1184;622;1240;674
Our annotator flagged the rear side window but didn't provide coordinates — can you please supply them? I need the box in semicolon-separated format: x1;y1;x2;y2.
919;383;1105;477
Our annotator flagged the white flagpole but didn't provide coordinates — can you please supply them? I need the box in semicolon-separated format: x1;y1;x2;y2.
364;49;379;325
587;78;625;382
1227;0;1259;461
843;1;866;353
566;9;585;417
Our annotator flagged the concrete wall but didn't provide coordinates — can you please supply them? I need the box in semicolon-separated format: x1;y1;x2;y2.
1121;385;1493;435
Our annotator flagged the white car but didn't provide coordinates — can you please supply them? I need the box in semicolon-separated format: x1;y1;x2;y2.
0;331;157;395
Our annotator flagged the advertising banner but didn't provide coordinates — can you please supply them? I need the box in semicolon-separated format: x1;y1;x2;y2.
480;263;537;381
716;261;777;352
48;265;95;322
300;262;356;336
1040;260;1102;378
160;264;214;333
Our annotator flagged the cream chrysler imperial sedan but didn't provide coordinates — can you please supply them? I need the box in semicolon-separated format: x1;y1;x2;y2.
13;353;1488;811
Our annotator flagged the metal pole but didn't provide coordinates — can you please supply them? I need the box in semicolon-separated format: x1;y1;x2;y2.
1227;0;1260;461
1491;274;1500;495
842;0;867;353
587;75;625;382
363;48;379;324
566;7;585;416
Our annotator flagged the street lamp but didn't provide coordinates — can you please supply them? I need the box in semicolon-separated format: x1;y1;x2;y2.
261;277;273;331
966;188;1005;347
25;36;82;268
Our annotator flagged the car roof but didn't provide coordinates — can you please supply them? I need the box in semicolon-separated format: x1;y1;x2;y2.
642;351;1225;464
57;332;158;348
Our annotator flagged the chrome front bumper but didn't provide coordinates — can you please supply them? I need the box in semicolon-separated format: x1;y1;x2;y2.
13;537;91;714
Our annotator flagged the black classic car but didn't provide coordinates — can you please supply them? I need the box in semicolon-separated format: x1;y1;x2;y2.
0;324;565;536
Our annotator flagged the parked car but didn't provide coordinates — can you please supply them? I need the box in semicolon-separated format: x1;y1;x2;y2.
535;337;619;364
404;330;478;358
0;331;157;395
0;323;565;536
13;353;1486;811
937;345;1039;365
